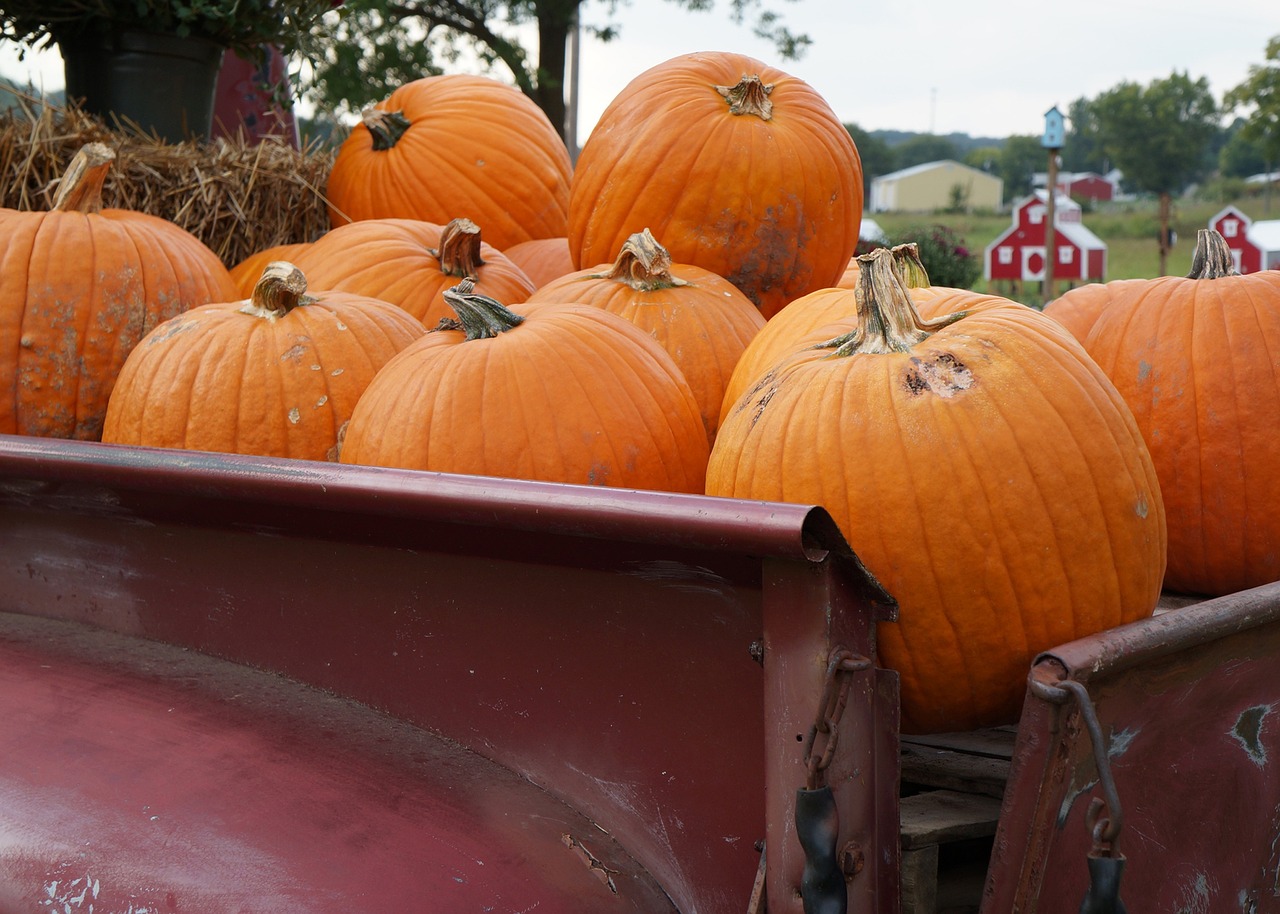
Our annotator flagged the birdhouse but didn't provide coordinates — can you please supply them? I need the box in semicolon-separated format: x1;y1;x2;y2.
1042;106;1065;149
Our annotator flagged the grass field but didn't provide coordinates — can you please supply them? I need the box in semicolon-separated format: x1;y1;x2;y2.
869;195;1277;307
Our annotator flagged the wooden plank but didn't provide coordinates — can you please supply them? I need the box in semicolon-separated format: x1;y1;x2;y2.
900;726;1017;759
900;844;939;914
900;790;1004;850
901;743;1009;798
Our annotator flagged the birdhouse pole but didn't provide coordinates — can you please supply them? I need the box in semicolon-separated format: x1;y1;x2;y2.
1041;106;1065;303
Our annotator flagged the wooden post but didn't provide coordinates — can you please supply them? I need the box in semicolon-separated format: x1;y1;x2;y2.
1045;152;1058;302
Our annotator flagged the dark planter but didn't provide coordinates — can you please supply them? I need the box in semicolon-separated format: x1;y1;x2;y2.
61;28;225;143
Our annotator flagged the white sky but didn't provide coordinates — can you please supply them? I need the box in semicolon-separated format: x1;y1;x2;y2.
2;0;1275;140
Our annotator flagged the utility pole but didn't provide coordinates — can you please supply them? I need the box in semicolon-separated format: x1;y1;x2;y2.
1041;106;1065;303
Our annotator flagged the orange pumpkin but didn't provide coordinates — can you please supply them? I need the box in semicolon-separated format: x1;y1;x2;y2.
527;229;764;442
290;217;535;327
0;143;238;440
502;236;575;289
567;51;863;319
340;279;710;493
1082;229;1280;596
1042;278;1150;344
230;242;312;297
326;74;572;251
102;262;425;461
708;248;1166;732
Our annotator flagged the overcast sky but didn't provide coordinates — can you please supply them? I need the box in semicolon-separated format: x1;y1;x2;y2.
2;0;1275;141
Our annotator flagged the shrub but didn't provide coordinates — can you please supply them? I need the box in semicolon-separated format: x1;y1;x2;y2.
888;223;982;289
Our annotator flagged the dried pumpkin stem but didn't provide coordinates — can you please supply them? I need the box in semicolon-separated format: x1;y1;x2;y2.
241;261;313;318
1186;228;1240;279
714;75;774;120
430;217;488;278
442;277;525;340
891;242;933;288
818;248;964;357
52;142;115;214
603;228;690;291
363;108;412;151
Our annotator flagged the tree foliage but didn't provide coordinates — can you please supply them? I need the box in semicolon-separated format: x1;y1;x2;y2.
996;135;1042;203
892;134;959;170
304;0;811;140
1224;34;1280;172
845;123;894;195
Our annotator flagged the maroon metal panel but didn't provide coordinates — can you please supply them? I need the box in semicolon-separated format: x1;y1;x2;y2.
983;581;1280;913
0;435;898;913
0;611;672;913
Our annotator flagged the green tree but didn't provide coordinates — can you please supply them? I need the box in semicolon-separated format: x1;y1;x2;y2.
963;144;1001;174
1060;97;1109;175
892;134;959;170
1219;117;1269;178
998;134;1043;203
1090;72;1219;275
1224;34;1280;213
305;0;810;144
845;123;895;197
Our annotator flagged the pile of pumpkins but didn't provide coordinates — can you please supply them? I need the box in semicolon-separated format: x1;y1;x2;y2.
2;52;1276;733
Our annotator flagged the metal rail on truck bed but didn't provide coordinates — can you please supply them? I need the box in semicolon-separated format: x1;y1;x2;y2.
0;435;899;914
2;434;1279;914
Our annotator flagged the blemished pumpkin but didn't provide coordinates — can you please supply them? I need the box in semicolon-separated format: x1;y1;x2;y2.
708;248;1166;733
567;51;863;319
230;242;312;297
527;229;764;442
0;143;238;440
102;262;425;461
290;217;535;327
1082;229;1280;597
326;74;572;251
340;278;710;494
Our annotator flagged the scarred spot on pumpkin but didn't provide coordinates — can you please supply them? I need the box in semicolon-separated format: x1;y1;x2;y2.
902;352;974;398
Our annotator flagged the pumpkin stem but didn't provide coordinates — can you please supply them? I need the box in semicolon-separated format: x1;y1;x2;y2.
430;217;488;278
1186;229;1240;279
241;261;313;319
362;108;412;151
441;277;525;340
891;242;933;288
601;228;691;292
714;75;774;120
52;142;115;214
817;248;965;356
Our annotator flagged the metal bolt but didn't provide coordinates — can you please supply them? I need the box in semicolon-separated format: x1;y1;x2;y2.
748;639;765;665
840;841;864;879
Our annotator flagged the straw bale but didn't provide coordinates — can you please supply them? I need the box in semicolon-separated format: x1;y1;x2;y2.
0;88;335;268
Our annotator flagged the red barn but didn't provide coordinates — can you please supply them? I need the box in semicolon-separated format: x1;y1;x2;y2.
1056;171;1116;202
984;191;1107;284
1209;205;1280;273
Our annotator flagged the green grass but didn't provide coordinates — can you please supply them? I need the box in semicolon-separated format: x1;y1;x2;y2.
868;196;1268;307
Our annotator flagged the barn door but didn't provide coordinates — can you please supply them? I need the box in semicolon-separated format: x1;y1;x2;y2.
1021;247;1046;281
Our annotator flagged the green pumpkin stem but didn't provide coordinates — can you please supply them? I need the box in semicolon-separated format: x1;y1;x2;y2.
430;217;487;278
603;228;690;291
241;261;313;318
818;248;964;357
715;75;774;120
52;142;115;214
1186;229;1240;279
891;242;933;288
362;108;412;151
441;277;525;340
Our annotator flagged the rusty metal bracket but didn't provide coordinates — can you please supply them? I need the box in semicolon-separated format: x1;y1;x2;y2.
1028;676;1123;858
801;647;873;791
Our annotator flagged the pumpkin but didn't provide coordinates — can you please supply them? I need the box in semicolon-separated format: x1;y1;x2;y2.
720;245;954;424
102;262;425;461
708;248;1166;732
502;237;576;289
836;257;860;290
527;228;764;442
0;143;238;441
290;217;535;327
567;51;863;319
1082;229;1280;596
230;242;313;297
1042;278;1150;344
325;74;573;251
340;278;710;493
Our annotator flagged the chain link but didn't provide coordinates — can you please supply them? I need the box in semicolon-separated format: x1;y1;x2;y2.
802;647;872;790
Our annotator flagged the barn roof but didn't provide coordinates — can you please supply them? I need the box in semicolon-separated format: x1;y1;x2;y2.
1249;220;1280;252
872;159;998;183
